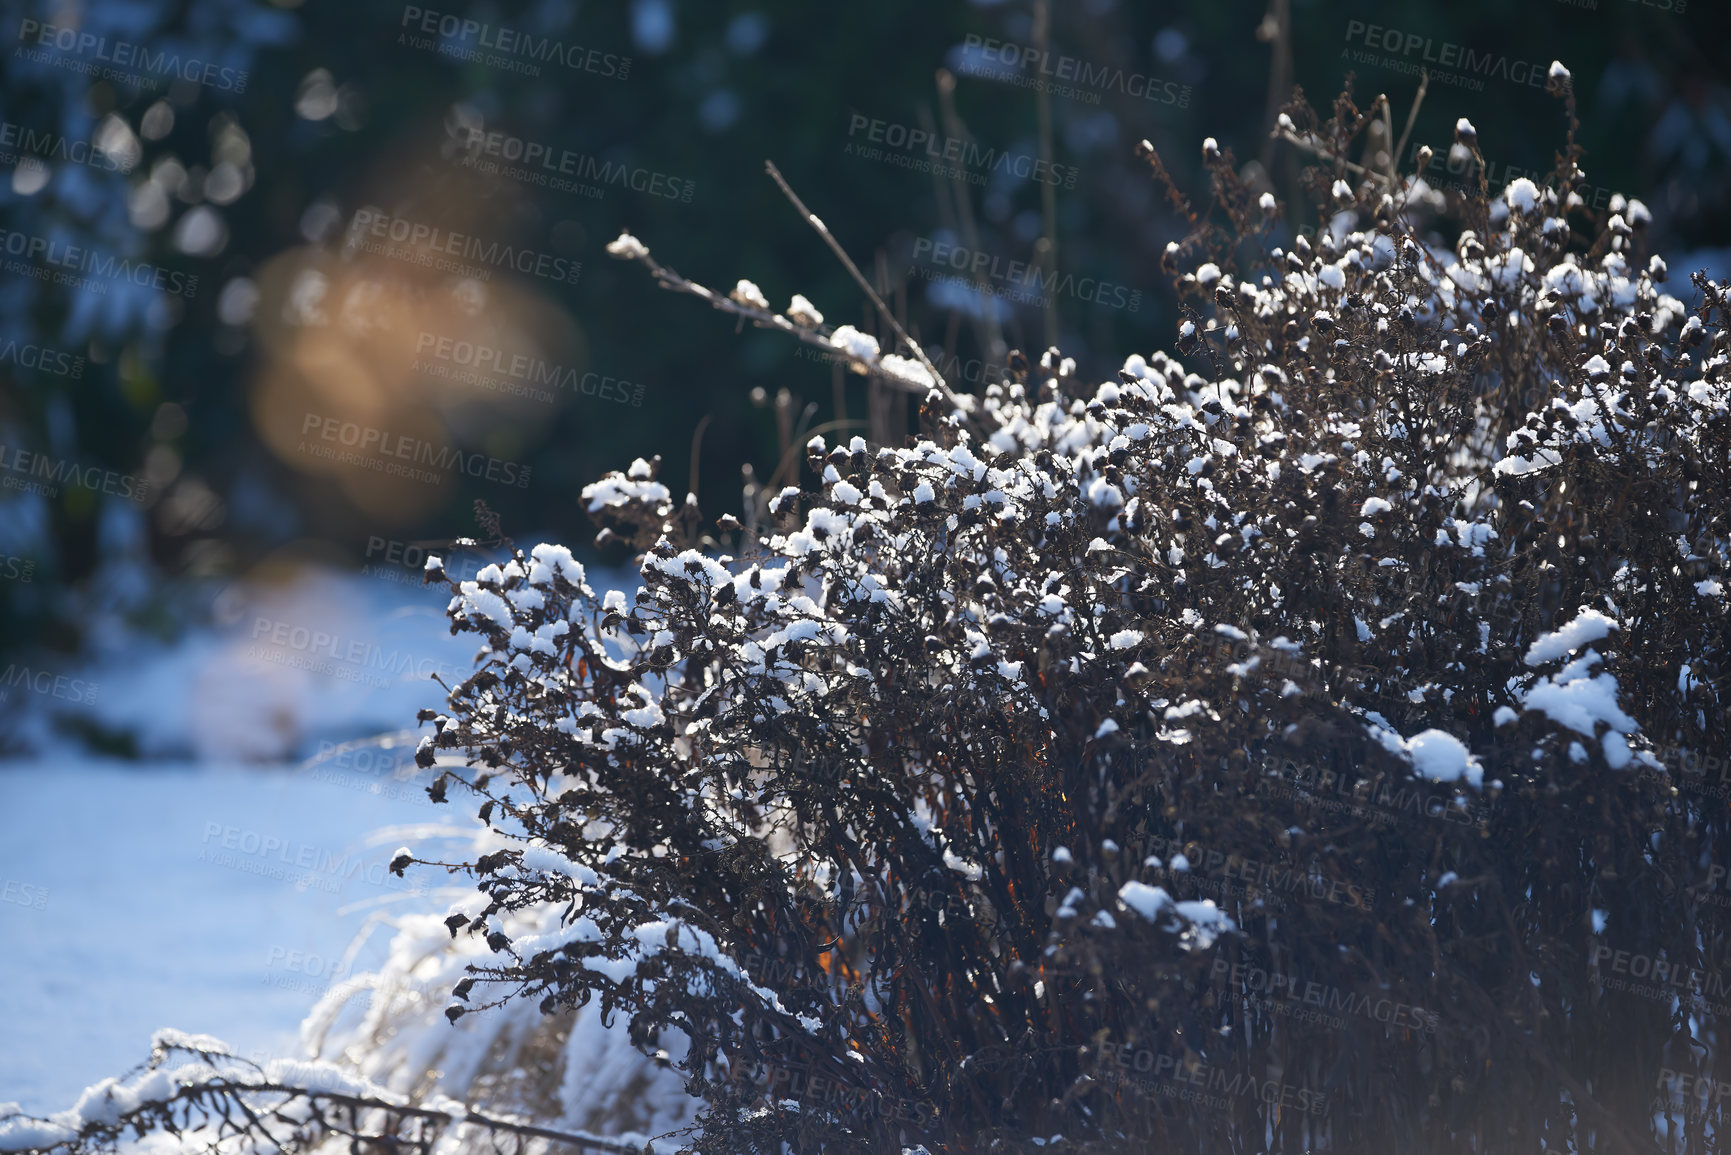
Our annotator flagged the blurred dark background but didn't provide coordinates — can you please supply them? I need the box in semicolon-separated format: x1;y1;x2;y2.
2;0;1728;661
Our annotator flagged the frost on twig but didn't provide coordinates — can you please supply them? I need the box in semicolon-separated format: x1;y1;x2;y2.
0;1032;661;1155
602;160;957;408
605;228;949;402
762;159;949;395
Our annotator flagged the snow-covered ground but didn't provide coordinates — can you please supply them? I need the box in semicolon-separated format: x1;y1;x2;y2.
12;564;480;763
0;755;476;1114
0;560;634;1116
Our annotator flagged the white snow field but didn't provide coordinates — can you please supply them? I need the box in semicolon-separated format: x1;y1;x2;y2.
0;559;666;1132
0;565;522;1113
0;755;472;1114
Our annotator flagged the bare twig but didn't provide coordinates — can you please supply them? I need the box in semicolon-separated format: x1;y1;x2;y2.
1033;0;1059;350
1257;0;1293;175
10;1070;655;1155
936;68;1008;368
764;417;872;495
1392;71;1430;173
1379;93;1397;186
605;239;938;396
688;413;712;506
1271;127;1391;188
762;160;952;398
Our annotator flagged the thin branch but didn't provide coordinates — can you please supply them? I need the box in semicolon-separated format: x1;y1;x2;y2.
1392;71;1430;172
605;240;937;397
1256;0;1293;175
1271;127;1391;188
10;1080;655;1155
688;413;713;507
1032;0;1059;350
763;416;869;495
936;69;1008;368
1379;93;1397;187
762;160;952;399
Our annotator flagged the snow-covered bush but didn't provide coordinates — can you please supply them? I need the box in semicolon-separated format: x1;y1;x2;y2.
297;828;700;1145
392;78;1727;1153
10;74;1728;1155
